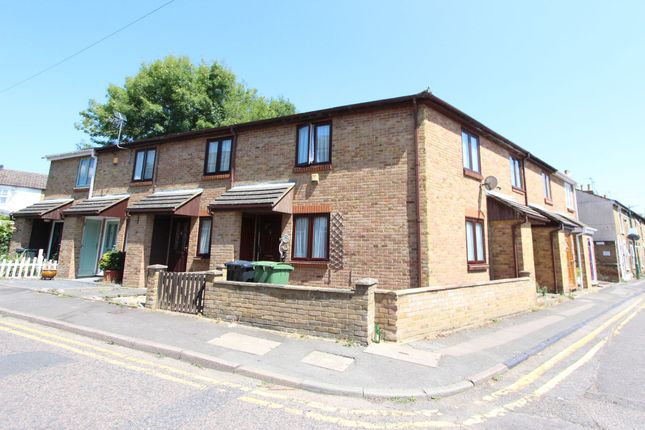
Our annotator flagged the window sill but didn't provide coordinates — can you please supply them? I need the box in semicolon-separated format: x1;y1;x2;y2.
544;198;554;206
463;169;483;181
194;255;211;260
467;263;489;272
289;260;329;269
130;180;153;187
294;164;332;173
73;187;90;191
202;173;231;181
567;208;575;213
512;186;525;196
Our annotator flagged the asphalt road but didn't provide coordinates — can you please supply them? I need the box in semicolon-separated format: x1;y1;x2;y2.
0;296;643;429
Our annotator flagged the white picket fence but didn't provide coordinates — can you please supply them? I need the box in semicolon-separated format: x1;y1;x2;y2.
0;249;58;279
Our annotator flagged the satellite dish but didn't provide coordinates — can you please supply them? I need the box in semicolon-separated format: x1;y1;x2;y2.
483;176;498;191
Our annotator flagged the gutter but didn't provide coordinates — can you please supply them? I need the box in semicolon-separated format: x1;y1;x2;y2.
412;97;423;289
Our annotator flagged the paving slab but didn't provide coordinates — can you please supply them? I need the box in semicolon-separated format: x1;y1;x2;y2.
364;343;440;368
208;332;281;355
301;351;354;372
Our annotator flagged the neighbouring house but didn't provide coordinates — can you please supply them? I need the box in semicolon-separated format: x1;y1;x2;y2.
576;188;644;282
0;167;47;215
11;91;599;341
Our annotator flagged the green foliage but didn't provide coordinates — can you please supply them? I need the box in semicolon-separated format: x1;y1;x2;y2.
98;250;125;271
77;56;296;145
0;220;14;257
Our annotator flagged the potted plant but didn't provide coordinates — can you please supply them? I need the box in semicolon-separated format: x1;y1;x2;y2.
99;250;125;283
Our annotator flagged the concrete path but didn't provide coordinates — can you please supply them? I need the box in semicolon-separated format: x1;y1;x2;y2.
0;278;643;398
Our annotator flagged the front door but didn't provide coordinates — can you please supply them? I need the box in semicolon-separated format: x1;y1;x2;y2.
255;215;282;261
47;221;64;261
79;219;102;276
565;235;577;290
168;217;190;272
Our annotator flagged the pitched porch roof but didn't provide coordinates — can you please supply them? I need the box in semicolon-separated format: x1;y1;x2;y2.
63;195;129;217
126;189;202;216
11;198;74;219
209;182;295;214
528;204;581;229
486;191;549;222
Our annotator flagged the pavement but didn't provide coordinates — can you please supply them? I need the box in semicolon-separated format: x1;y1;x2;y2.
0;277;643;400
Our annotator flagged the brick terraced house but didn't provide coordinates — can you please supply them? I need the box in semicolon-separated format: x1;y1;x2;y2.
576;189;644;282
10;91;599;339
11;91;596;291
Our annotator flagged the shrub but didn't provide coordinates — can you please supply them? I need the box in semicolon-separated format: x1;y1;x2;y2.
0;220;14;258
99;250;125;271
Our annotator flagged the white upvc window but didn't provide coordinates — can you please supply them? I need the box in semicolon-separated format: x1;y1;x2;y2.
75;157;95;188
565;183;574;209
0;187;10;204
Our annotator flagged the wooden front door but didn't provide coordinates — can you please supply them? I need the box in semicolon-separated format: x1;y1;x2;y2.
255;215;282;261
168;217;190;272
239;215;256;261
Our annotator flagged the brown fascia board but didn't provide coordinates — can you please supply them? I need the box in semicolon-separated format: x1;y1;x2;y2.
93;90;559;173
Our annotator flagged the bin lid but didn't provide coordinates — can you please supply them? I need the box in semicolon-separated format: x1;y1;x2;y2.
225;260;253;268
273;263;294;271
252;261;278;268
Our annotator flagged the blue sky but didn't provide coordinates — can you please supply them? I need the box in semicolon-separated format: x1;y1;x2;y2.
1;0;643;211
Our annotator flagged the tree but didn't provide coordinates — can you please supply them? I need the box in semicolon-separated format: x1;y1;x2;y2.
77;56;296;145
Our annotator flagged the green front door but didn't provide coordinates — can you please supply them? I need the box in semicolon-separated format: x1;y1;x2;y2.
78;219;102;276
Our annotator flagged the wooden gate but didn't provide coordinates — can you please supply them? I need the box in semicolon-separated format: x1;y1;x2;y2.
157;271;206;314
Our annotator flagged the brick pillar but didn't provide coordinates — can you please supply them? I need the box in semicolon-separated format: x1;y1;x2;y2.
516;222;536;280
210;211;241;271
122;214;155;289
57;216;83;279
144;264;167;309
354;278;377;344
9;218;31;254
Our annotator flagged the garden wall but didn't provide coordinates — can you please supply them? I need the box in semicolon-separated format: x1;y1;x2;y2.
375;277;535;342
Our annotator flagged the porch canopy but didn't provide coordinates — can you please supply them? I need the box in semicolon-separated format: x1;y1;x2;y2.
126;189;202;216
63;194;129;217
209;182;295;214
486;191;549;223
529;205;595;234
11;198;73;220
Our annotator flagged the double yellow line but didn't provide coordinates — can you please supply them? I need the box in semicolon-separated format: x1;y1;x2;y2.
0;318;246;391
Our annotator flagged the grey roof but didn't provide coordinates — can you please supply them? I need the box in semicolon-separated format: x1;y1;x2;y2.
127;189;202;213
63;195;129;216
528;204;581;229
11;198;73;218
0;168;48;190
486;191;549;222
210;182;295;209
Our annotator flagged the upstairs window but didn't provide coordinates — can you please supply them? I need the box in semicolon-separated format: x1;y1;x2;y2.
132;148;156;182
509;156;523;190
75;157;95;188
204;138;232;175
565;183;574;209
462;130;481;174
292;214;329;260
0;188;9;204
465;218;486;264
296;123;331;166
542;172;552;200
